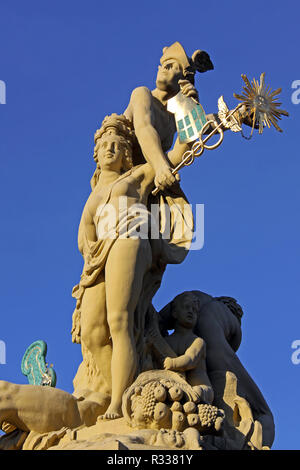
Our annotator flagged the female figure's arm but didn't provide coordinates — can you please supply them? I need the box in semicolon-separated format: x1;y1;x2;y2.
78;200;97;257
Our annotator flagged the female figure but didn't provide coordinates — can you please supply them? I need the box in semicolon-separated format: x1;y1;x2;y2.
72;114;193;419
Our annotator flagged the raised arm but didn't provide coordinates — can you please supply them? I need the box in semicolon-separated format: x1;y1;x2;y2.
126;87;178;190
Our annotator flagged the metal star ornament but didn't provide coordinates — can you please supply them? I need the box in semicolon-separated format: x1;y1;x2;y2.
234;73;289;134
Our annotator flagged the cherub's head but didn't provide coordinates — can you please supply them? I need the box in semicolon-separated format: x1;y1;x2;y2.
91;114;134;188
170;292;199;330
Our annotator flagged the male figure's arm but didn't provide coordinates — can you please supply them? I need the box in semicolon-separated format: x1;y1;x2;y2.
166;137;192;169
128;86;179;191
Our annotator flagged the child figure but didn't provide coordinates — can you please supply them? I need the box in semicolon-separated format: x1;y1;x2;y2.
163;293;214;404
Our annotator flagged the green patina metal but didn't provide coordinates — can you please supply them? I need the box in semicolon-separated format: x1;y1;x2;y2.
167;91;207;144
21;340;56;387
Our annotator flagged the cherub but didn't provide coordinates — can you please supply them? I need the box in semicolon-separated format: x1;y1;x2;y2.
163;293;214;404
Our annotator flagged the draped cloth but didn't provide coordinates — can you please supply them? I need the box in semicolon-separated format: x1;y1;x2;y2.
71;165;194;371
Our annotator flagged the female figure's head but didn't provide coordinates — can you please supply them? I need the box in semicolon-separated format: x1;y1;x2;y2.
91;114;134;188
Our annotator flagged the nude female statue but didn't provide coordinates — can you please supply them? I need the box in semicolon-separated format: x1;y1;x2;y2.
71;113;194;419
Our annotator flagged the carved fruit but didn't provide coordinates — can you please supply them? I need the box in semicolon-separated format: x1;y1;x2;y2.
154;385;167;402
214;415;224;432
171;401;183;412
172;411;186;431
187;413;200;427
132;404;146;426
169;385;183;401
153;402;171;426
198;404;219;428
183;401;197;414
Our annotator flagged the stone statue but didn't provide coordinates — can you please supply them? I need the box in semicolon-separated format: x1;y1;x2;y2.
0;290;273;450
155;292;214;404
71;113;194;419
122;42;205;190
158;291;275;448
0;41;286;451
71;42;253;418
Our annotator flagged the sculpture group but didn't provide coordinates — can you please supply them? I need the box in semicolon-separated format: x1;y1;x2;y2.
1;41;287;451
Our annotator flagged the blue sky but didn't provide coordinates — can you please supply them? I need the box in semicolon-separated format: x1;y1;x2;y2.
0;0;299;450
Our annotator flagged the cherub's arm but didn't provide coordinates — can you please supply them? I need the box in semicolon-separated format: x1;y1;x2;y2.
164;337;205;372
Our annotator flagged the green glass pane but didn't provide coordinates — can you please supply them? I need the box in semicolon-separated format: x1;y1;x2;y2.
184;115;191;126
179;130;187;141
195;119;202;131
177;119;184;130
191;108;198;120
187;126;194;137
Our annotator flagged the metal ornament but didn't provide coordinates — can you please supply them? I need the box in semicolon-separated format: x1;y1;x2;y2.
21;340;57;387
152;74;288;196
218;96;242;132
153;95;240;196
234;73;289;134
167;91;207;143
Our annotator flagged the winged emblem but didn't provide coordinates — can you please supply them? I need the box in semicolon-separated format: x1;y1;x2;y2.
218;96;242;133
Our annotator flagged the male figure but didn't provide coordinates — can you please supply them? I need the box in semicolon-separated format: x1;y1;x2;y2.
123;42;214;192
124;42;253;193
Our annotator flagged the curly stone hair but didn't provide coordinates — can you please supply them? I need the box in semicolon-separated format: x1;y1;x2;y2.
214;296;244;324
90;113;135;189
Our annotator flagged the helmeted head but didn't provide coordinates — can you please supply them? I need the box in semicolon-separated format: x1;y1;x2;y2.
156;42;214;93
91;114;135;189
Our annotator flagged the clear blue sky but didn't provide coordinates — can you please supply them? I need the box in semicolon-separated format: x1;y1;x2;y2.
0;0;299;450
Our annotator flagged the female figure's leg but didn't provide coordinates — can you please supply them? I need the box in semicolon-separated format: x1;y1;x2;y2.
80;274;112;393
103;237;152;419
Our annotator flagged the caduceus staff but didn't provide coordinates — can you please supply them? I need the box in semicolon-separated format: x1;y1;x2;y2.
152;73;289;196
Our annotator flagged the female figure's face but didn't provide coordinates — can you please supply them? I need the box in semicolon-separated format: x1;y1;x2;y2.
156;59;184;94
96;131;125;172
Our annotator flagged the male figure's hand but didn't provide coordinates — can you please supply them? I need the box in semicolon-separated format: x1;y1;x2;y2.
179;79;199;101
154;162;180;192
